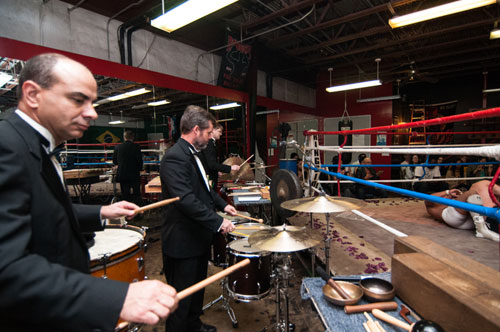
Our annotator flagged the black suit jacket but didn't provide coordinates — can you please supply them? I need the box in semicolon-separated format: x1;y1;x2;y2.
0;113;128;332
200;138;230;186
113;140;143;182
160;138;227;259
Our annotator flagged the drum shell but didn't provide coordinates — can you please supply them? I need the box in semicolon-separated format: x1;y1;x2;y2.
89;225;146;283
279;159;298;174
226;239;272;302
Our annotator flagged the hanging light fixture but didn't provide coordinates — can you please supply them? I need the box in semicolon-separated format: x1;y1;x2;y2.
326;59;382;93
389;0;496;29
151;0;239;33
109;111;125;125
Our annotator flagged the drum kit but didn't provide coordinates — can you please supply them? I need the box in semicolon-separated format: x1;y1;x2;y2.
207;194;364;332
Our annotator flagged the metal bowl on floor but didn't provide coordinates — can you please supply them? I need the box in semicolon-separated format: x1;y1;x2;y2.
359;278;395;302
322;282;363;306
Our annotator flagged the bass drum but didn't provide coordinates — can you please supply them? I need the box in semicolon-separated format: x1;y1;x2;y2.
225;238;272;302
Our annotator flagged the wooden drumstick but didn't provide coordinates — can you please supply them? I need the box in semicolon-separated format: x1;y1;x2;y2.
133;197;180;214
178;258;250;300
326;278;351;300
372;309;412;331
344;301;398;314
239;154;254;167
234;213;263;223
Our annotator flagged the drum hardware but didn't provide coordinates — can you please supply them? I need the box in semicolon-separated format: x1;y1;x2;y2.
202;279;239;328
260;253;295;332
98;253;111;279
280;193;364;276
136;256;144;272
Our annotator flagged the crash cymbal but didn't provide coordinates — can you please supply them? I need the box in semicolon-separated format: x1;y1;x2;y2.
248;225;323;252
249;165;276;170
219;156;255;182
280;194;365;213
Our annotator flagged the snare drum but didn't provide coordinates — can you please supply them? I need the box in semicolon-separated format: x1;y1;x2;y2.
228;222;270;241
226;238;271;302
89;225;146;283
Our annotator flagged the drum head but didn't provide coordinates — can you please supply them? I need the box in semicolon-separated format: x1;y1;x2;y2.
89;227;144;261
229;223;270;238
228;238;264;254
271;169;303;217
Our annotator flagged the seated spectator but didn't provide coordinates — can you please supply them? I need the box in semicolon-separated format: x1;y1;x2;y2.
320;156;354;197
445;159;468;191
354;157;386;199
412;155;432;193
425;180;499;241
400;154;412;189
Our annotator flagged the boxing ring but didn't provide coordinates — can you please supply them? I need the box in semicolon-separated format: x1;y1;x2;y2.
60;139;169;202
300;107;500;224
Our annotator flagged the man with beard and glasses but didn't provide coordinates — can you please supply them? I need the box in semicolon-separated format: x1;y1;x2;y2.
160;105;237;332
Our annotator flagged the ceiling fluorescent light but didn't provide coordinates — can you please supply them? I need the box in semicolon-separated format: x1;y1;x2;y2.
483;87;500;93
256;109;280;115
216;118;236;122
148;99;171;106
357;95;401;103
210;102;241;110
151;0;239;33
107;88;151;101
490;28;500;39
97;88;151;105
326;80;381;93
0;72;13;88
109;120;125;125
389;0;496;28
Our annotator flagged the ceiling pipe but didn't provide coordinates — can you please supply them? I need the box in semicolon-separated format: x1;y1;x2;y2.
106;0;146;60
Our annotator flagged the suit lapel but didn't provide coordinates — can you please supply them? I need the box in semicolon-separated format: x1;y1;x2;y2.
8;114;86;248
179;139;210;192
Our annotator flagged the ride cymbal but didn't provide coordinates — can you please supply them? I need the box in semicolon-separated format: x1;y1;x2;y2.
248;225;323;252
280;194;365;213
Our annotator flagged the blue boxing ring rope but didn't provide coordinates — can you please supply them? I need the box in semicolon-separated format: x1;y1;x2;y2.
305;164;500;223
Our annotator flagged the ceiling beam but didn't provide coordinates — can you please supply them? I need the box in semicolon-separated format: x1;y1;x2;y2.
242;0;324;31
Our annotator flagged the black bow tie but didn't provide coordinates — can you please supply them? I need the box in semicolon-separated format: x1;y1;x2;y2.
49;143;65;157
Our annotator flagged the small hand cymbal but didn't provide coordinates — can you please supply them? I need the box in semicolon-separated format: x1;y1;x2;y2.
248;224;323;252
280;194;365;213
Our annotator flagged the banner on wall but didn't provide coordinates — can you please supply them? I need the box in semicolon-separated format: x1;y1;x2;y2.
217;32;252;90
425;100;457;145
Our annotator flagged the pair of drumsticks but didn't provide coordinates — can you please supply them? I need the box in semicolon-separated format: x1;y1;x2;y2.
134;197;263;224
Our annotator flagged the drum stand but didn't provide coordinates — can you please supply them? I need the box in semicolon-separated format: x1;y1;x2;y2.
202;277;239;328
260;254;295;332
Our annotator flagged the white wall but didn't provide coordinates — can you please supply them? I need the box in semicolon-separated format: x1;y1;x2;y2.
0;0;315;108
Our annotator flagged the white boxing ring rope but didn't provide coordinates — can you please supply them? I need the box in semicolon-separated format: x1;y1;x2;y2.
313;144;500;160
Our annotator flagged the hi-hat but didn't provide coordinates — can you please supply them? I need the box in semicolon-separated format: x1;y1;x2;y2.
248;225;323;252
280;194;365;213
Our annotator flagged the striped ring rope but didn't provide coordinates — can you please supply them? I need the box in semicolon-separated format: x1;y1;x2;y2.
321;161;500;168
304;164;500;222
314;145;500;159
318;176;493;184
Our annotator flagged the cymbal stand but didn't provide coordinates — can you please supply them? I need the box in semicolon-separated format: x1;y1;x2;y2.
324;212;331;276
260;254;295;332
202;276;238;328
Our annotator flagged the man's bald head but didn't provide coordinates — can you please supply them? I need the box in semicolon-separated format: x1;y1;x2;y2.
17;53;90;100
